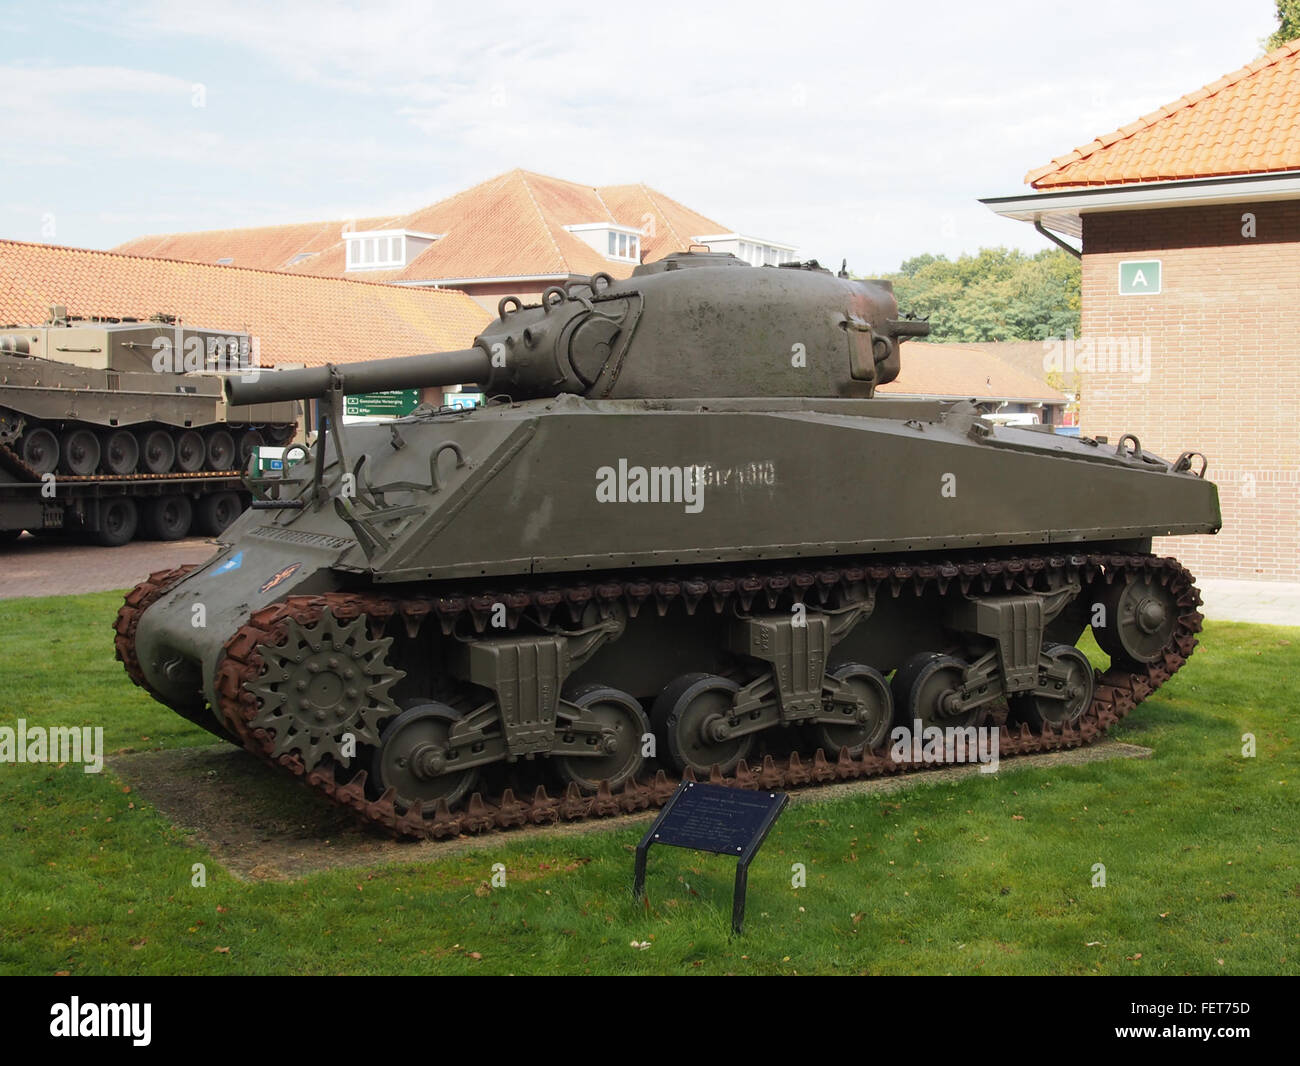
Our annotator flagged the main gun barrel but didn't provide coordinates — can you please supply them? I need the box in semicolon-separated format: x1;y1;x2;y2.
224;347;492;406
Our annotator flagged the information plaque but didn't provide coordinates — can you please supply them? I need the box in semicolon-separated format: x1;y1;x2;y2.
633;781;788;934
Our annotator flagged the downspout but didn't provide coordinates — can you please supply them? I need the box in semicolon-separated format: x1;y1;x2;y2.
1034;220;1082;259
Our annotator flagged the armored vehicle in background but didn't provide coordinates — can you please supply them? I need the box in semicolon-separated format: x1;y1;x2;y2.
116;252;1219;837
0;310;299;544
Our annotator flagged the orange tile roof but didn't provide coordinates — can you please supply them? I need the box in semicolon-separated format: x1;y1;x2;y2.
1026;39;1300;188
879;343;1066;403
0;239;491;368
114;215;396;270
112;169;731;281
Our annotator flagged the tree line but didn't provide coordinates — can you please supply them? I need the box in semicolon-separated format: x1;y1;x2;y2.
870;247;1081;344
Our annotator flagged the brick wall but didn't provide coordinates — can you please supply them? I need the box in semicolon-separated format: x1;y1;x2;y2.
1081;202;1300;581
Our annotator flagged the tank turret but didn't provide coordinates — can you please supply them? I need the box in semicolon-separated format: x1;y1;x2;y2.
226;252;928;407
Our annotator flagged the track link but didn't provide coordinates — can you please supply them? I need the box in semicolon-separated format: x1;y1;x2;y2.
124;551;1204;841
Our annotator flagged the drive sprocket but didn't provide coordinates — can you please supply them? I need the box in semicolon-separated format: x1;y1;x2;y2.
246;607;404;770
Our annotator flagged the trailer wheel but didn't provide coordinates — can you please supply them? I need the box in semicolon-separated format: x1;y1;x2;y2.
94;498;138;547
196;491;242;536
141;495;193;541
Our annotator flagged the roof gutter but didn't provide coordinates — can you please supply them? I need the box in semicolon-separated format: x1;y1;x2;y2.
981;170;1300;239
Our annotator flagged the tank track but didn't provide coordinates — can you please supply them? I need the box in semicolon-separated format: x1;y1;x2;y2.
114;565;235;741
119;551;1203;841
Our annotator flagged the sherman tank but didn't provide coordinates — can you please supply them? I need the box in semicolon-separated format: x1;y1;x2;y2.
115;252;1220;838
0;310;298;478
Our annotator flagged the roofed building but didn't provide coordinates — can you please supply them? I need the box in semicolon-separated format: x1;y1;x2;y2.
0;239;491;377
112;170;799;310
982;39;1300;584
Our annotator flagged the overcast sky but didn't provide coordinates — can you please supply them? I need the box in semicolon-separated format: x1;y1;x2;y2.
0;0;1282;274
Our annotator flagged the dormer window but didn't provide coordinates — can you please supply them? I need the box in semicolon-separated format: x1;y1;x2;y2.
344;229;441;272
565;223;642;264
693;233;798;267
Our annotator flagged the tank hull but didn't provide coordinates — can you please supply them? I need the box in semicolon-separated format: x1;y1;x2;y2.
130;395;1218;713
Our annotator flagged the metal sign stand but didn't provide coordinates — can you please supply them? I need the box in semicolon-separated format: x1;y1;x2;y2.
633;781;788;935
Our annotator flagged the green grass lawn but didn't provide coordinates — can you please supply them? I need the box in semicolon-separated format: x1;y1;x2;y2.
0;590;1296;975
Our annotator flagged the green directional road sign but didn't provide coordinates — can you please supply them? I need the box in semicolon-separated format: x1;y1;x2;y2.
1118;260;1162;295
343;389;421;418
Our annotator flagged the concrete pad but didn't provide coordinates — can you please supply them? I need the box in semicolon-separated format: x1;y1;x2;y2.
109;739;1153;882
1195;579;1300;626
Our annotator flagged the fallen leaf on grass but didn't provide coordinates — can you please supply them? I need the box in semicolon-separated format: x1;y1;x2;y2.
214;947;230;954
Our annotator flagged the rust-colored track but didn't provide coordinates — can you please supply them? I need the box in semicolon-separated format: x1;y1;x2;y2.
115;565;198;701
120;551;1203;841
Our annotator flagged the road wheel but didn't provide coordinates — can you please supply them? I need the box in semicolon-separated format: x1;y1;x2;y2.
654;672;752;776
552;683;649;792
19;427;59;475
891;652;978;730
174;430;205;472
60;428;101;475
372;703;479;812
813;662;893;757
263;423;297;446
102;429;140;475
238;429;264;469
1008;643;1095;731
205;429;236;471
137;429;174;474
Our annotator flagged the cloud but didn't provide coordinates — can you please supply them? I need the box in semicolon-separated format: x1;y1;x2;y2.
5;0;1281;268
